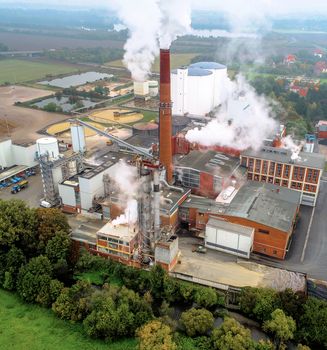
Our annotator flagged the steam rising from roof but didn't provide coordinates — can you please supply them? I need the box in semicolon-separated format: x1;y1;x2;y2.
185;75;277;151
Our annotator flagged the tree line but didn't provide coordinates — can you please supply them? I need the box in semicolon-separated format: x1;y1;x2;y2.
0;199;326;349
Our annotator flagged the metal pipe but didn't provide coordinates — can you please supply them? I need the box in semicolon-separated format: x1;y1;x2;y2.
72;118;154;159
153;168;161;241
160;179;184;193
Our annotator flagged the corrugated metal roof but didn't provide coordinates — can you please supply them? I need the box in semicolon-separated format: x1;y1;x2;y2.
207;217;254;237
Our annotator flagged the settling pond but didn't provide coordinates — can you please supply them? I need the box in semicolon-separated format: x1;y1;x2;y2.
39;72;113;88
32;96;98;112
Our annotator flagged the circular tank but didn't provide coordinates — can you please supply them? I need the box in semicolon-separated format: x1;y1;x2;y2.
36;137;59;160
133;122;158;137
148;80;159;97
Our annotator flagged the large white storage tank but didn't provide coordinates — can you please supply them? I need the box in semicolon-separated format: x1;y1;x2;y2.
134;81;149;98
71;124;86;153
205;218;254;258
36;137;59;160
189;62;228;107
187;67;214;116
171;68;188;116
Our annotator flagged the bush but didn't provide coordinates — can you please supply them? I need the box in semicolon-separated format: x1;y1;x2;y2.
180;308;214;337
194;286;218;309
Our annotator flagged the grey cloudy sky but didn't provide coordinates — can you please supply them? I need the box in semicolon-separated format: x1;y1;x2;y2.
2;0;327;15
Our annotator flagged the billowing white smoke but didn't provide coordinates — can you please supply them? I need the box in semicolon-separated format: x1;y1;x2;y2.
108;160;139;226
112;199;138;226
190;29;258;39
185;75;277;151
281;135;304;161
158;0;191;49
113;0;191;81
113;0;161;82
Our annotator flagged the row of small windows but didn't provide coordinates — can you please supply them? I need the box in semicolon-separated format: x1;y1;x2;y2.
243;157;320;183
97;235;129;246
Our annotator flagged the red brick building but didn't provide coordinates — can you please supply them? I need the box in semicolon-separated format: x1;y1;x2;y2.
241;146;325;206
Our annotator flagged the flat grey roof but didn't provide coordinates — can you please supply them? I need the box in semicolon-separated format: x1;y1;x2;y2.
79;160;114;179
242;146;325;169
225;181;301;233
124;135;158;149
181;195;227;214
160;187;190;215
207;217;254;237
174;150;240;178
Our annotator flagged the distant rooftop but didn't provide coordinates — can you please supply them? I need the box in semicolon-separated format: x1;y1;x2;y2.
242;146;325;170
190;62;227;70
225;181;301;233
172;67;213;77
174;150;241;178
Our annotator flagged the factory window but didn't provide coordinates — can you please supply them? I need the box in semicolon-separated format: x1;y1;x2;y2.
261;176;267;182
241;157;247;167
108;238;119;244
296;182;302;190
181;169;200;188
268;177;273;183
306;169;313;182
291;182;297;189
312;170;319;183
304;184;310;191
269;162;275;176
255;160;261;173
293;166;304;181
262;161;268;174
282;180;288;187
98;235;107;241
248;158;254;172
298;167;305;181
254;175;259;181
276;163;282;177
247;173;253;180
259;229;270;235
284;165;290;178
274;178;280;185
108;243;118;249
273;250;277;255
310;185;317;192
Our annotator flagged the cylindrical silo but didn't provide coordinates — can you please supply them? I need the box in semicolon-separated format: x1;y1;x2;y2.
36;137;59;160
187;67;214;116
133;122;159;137
189;62;228;108
71;124;86;153
148;80;159;97
171;67;188;116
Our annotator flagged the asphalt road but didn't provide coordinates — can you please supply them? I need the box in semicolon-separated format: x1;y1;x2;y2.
254;180;327;280
0;173;43;208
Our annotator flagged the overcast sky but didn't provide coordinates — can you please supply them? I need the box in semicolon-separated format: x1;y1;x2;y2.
2;0;327;15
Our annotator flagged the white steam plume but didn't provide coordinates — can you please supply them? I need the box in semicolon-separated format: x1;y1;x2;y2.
185;75;277;151
281;135;304;161
190;29;258;39
108;160;139;226
113;0;192;81
158;0;192;49
113;0;161;82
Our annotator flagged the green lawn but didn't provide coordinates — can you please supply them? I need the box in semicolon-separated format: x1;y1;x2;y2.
0;289;137;350
0;59;80;85
107;53;199;72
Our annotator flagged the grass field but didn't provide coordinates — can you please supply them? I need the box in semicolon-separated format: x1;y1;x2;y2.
0;289;137;350
0;59;80;84
107;53;199;72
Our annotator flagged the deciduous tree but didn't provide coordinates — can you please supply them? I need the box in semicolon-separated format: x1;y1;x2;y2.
180;308;214;337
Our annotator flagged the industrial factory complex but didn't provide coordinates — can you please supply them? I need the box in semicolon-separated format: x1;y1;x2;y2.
0;49;326;291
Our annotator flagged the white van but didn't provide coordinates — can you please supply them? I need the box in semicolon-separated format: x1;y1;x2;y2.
40;199;52;208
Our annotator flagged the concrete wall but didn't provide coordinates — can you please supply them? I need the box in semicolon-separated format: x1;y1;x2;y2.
12;144;37;167
58;184;76;207
0;139;13;168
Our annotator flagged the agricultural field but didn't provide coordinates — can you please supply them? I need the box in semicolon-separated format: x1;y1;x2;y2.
0;59;80;85
0;289;137;350
107;53;199;72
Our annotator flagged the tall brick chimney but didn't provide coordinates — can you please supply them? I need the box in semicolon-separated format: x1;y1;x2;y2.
159;49;173;183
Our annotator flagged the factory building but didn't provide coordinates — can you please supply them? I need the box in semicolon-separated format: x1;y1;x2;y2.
241;146;325;206
316;120;327;139
171;62;228;116
0;138;38;169
180;181;301;259
174;150;243;198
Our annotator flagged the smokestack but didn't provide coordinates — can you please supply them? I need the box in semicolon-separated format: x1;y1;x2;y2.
159;49;173;183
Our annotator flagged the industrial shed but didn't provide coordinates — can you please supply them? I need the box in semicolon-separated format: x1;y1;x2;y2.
205;218;254;258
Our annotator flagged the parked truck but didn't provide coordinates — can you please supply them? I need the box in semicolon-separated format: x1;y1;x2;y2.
11;180;29;194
